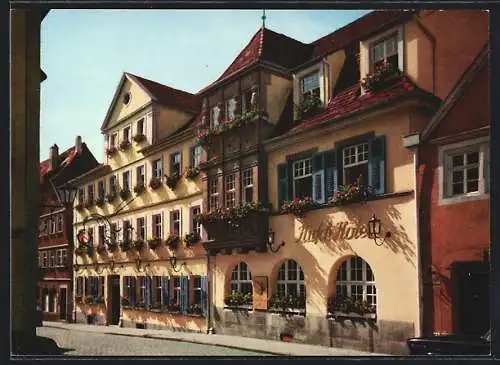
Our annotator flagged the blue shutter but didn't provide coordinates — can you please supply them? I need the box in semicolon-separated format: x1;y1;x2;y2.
277;163;288;208
130;277;137;306
312;152;325;204
200;276;208;318
369;135;386;195
180;276;189;315
162;276;169;310
324;149;338;200
145;276;152;309
84;277;89;297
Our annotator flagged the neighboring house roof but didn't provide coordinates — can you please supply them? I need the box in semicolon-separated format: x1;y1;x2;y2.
420;43;489;141
198;27;313;94
100;72;200;131
67;163;111;186
282;75;440;137
39;145;79;184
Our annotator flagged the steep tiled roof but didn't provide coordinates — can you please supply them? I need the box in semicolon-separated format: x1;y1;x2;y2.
198;27;312;94
127;73;201;113
287;76;439;135
39;146;79;184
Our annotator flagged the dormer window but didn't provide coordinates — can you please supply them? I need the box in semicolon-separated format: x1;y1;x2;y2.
300;72;320;101
371;34;398;71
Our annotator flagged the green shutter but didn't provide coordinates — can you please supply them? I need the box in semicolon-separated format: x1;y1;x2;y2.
369;135;386;195
145;276;152;309
162;276;169;310
130;277;136;306
324;149;338;200
312;152;325;203
277;163;288;208
180;276;189;314
200;276;208;318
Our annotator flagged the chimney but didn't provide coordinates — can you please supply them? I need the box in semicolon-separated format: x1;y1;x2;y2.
75;135;83;154
49;144;59;171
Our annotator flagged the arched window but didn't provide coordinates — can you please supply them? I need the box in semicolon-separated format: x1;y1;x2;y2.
230;262;252;294
277;260;305;299
335;256;376;309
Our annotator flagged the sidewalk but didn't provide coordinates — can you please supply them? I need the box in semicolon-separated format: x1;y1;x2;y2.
42;321;388;356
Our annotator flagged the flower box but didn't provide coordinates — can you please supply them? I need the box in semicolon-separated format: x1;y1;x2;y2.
328;175;373;205
119;188;131;200
327;295;376;320
134;183;146;195
106;146;118;157
96;245;107;254
165;234;180;251
147;237;162;250
183;232;201;247
329;311;377;321
132;133;146;143
195;201;269;227
280;197;317;218
119;140;131;151
361;61;402;92
224;291;253;308
293;95;323;121
149;177;162;190
133;239;145;252
185;166;200;180
165;173;180;190
106;192;118;203
95;197;105;207
120;240;133;252
268;294;306;315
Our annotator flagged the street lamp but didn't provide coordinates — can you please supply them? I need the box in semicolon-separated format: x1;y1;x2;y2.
51;180;78;208
367;214;391;246
267;228;285;253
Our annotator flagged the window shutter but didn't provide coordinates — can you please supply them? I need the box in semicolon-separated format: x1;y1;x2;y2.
122;276;127;299
130;277;137;306
201;276;208;318
277;163;288;208
145;112;153;143
180;275;189;314
324;149;338;200
161;211;165;239
84;277;90;297
99;276;104;298
145;276;152;309
484;143;490;194
162;276;169;309
369;135;386;195
312;152;325;204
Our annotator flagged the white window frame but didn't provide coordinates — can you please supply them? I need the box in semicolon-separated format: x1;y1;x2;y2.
41;251;48;268
123;125;131;142
276;260;305;300
242;168;253;203
136;165;145;186
152;158;163;179
342;142;369;184
136;118;145;136
137;217;146;240
292;158;312;199
294;64;325;105
335;256;377;311
152;213;162;239
300;71;320;101
224;173;236;208
138;276;146;304
97;180;106;200
210;105;220;128
438;136;489;206
172;276;182;308
190;205;202;236
209;176;219;212
49;218;56;235
225;97;236;121
111;133;118;147
191;145;201;168
370;34;399;72
230;262;253;294
242;89;254;113
170;209;181;236
122;170;131;191
109;175;118;194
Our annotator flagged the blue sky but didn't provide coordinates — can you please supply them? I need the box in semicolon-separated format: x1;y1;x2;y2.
40;9;371;161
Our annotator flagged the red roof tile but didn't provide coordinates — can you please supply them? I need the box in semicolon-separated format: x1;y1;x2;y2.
128;73;201;113
39;145;79;184
288;76;435;134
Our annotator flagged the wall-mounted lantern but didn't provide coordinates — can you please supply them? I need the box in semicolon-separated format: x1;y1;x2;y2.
135;257;150;273
368;214;391;246
267;228;285;253
169;255;186;273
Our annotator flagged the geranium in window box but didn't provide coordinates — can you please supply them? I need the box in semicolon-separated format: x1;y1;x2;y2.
293;95;323;121
183;232;201;247
151;301;162;312
268;294;306;315
134;301;147;311
328;175;373;205
361;61;402;93
147;237;162;250
165;173;180;190
106;146;118;157
168;300;181;313
120;240;133;252
133;183;146;195
327;295;376;320
224;291;253;310
149;176;162;190
84;199;95;209
96;244;107;255
107;242;119;252
280;197;317;218
120;296;131;307
119;139;131;151
132;133;146;143
165;234;180;251
95;197;105;207
119;188;131;200
196;201;270;226
84;295;94;305
187;303;203;316
106;191;118;203
75;295;83;305
185;166;200;180
133;239;145;252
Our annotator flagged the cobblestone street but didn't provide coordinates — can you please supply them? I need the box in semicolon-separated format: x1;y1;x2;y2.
36;327;271;356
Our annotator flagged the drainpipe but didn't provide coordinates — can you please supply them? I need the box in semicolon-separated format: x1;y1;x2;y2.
322;58;329;104
206;251;212;334
413;14;437;94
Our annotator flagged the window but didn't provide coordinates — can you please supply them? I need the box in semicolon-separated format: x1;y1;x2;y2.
110;133;117;147
170;152;181;176
152;159;163;179
49;250;56;268
191;206;201;236
38;251;42;267
210;105;220;128
170;210;181;236
123;220;131;242
225;98;236;120
122;171;130;191
209;177;219;212
293;158;312;199
138;276;146;304
56;249;63;266
224;173;236;208
109;175;117;194
77;188;84;204
190;146;201;168
242;168;253;202
153;276;162;306
137;118;144;135
76;277;83;297
343;142;369;185
153;214;162;238
335;256;376;311
371;34;398;71
56;215;63;232
171;276;182;310
39;219;48;236
98;225;106;246
137;217;146;239
110;223;117;244
87;184;95;203
136;165;145;186
123;126;131;142
300;72;320;101
61;249;68;266
440;138;489;204
276;260;305;301
123;276;137;306
41;251;48;268
230;262;253;295
49;218;56;235
242;89;255;113
192;276;203;308
48;290;56;312
98;180;105;200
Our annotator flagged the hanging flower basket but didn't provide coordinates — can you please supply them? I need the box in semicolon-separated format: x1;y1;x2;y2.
147;237;162;250
134;183;146;195
165;234;180;250
361;61;402;92
132;133;146;143
106;191;118;203
133;239;145;252
119;188;131;200
119;140;131;151
185;166;200;180
95;197;105;207
106;146;118;157
280;197;317;218
184;232;201;247
165;174;180;190
149;176;162;190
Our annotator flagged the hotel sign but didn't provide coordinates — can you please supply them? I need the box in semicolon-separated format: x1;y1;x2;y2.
296;220;371;244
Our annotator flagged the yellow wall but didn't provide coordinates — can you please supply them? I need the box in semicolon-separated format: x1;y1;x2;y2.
325;50;347;99
265;74;292;124
156;107;194;142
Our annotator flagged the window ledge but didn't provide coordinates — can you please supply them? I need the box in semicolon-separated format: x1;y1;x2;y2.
224;305;253;311
439;192;489;206
268;308;306;316
327;312;377;321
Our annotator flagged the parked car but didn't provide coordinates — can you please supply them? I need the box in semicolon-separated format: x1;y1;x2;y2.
407;330;490;355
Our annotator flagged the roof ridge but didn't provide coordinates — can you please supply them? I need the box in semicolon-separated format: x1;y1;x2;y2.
127;72;196;97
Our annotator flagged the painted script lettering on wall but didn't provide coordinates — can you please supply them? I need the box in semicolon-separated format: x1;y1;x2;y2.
296;220;370;244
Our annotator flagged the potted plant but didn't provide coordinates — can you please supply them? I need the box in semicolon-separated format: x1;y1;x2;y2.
147;237;162;250
361;60;402;92
165;173;180;190
106;146;118;157
187;303;202;316
120;296;131;308
95;196;105;207
119;139;131;151
120;240;133;252
96;244;107;255
149;176;162;190
293;95;323;121
133;239;145;252
106;191;118;203
280;197;317;218
132;133;146;143
328;175;373;205
168;299;181;313
84;295;94;304
119;187;131;200
183;232;201;247
75;295;83;305
224;291;253;309
165;233;180;251
185;166;200;180
134;182;145;195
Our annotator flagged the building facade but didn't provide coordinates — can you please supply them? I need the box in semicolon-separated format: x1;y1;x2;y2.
38;137;99;322
70;73;211;333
